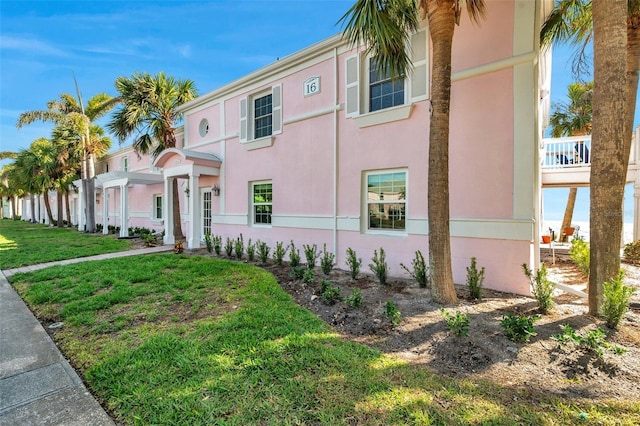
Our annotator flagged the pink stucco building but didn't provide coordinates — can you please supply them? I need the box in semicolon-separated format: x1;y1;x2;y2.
27;0;556;295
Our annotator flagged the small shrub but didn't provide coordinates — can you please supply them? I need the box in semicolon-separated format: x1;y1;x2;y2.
234;234;245;259
320;244;336;276
345;248;362;280
246;239;255;261
322;281;341;305
344;288;362;309
500;312;539;343
569;238;590;276
224;237;234;257
441;309;470;337
623;240;640;265
522;263;556;314
204;232;213;253
290;266;306;280
466;257;485;299
289;241;301;267
256;240;270;264
553;324;627;359
603;270;635;329
212;235;222;255
142;233;156;247
303;268;315;284
273;241;287;266
400;250;430;288
303;243;319;269
384;300;401;326
320;279;332;294
369;247;388;286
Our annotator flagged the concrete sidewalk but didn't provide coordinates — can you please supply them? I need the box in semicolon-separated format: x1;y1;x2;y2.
0;245;172;425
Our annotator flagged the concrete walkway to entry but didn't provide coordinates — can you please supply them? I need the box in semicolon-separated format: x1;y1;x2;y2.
0;245;172;425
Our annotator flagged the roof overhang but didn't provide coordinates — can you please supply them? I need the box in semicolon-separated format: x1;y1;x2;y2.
152;148;222;179
96;171;164;189
153;148;222;168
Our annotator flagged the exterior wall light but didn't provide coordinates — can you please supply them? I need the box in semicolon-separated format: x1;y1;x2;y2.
212;184;220;197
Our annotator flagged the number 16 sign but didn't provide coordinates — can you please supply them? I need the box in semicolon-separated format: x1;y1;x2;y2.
303;76;320;97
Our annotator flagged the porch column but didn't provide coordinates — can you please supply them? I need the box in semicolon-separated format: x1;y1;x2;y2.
77;184;85;231
102;188;109;235
187;174;200;249
163;177;175;245
119;184;129;238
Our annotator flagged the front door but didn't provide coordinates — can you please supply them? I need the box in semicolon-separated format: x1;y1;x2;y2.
201;189;212;241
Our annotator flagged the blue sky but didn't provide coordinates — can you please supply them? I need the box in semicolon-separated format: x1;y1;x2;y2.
1;0;638;222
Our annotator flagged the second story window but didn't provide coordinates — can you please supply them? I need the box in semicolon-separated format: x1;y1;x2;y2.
239;85;282;149
369;58;405;112
254;94;273;139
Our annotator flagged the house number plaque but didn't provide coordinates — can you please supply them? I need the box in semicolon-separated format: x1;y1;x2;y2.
303;76;320;96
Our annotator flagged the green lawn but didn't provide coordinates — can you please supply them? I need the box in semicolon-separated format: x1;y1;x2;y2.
9;254;638;425
0;219;132;269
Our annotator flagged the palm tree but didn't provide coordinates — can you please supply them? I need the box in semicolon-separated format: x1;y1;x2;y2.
541;1;638;165
13;138;65;225
549;81;593;242
107;72;198;241
543;0;639;172
16;90;117;232
0;152;17;219
542;0;636;315
340;0;485;304
589;0;628;315
0;164;23;220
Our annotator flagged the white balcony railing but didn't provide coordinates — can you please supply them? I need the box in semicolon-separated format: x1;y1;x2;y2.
542;127;640;170
542;135;591;169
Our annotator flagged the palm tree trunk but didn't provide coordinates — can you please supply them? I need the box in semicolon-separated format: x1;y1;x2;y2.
172;179;184;240
43;191;55;225
426;0;458;304
83;151;97;232
11;196;18;220
30;194;36;223
560;187;577;242
64;191;71;226
589;0;627;315
56;189;63;228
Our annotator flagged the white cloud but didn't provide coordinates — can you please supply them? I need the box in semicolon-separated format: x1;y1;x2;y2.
0;35;68;57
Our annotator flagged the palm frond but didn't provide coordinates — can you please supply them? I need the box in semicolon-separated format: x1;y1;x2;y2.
339;0;419;78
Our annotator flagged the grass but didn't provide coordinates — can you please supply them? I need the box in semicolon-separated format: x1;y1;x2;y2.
0;219;132;269
8;253;639;425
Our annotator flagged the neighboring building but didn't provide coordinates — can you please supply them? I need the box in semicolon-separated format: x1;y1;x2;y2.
84;0;554;295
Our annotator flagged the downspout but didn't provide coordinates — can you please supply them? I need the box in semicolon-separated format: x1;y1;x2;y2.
333;47;339;256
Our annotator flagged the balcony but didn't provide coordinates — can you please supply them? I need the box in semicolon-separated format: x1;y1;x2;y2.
541;127;640;187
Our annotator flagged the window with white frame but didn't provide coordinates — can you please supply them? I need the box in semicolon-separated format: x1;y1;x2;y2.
369;58;405;112
345;29;428;122
239;85;282;149
366;170;406;231
153;195;162;220
254;94;272;139
252;182;272;225
121;156;129;172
